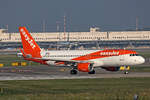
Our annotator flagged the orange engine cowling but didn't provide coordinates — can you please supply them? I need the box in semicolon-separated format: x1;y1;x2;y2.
77;63;93;72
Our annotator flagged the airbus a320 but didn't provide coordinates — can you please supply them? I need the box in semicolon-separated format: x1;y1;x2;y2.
18;27;145;74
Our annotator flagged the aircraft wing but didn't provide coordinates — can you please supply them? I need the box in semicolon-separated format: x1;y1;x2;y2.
30;57;94;64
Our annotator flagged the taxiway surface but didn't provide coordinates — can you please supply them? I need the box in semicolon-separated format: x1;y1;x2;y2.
0;65;149;80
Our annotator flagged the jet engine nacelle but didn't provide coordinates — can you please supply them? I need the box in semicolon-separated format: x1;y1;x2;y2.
77;63;93;72
101;67;120;71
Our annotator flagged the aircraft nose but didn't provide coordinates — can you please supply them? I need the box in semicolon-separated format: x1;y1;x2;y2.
138;56;145;64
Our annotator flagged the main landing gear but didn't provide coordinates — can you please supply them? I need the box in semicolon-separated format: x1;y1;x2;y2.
70;69;96;75
70;69;78;75
70;63;95;75
88;70;95;74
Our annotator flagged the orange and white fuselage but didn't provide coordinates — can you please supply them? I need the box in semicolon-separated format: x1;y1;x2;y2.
18;27;145;74
40;49;145;67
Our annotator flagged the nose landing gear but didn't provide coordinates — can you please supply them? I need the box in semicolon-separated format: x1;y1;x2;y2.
120;66;130;74
124;71;129;74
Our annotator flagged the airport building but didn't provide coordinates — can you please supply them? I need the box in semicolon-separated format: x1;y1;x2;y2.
0;27;150;49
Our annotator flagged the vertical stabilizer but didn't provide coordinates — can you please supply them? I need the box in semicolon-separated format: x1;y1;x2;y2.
19;27;41;58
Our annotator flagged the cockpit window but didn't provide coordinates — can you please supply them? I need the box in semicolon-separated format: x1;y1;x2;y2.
130;54;139;56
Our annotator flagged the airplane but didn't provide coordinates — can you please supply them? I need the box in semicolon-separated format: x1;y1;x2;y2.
18;26;145;74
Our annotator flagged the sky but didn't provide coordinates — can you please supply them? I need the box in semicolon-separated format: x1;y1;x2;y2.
0;0;150;32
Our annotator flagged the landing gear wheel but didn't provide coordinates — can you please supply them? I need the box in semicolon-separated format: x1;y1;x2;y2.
124;71;129;74
70;69;78;75
88;70;95;74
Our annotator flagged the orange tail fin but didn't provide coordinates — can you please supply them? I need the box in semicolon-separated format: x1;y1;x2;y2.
19;27;41;58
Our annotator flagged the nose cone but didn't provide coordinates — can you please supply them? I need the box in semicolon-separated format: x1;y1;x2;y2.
138;56;145;64
140;57;145;64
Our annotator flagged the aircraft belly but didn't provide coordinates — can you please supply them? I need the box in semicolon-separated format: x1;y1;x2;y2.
101;56;121;66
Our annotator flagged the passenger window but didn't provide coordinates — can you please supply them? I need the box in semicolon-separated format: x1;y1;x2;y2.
130;54;139;56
